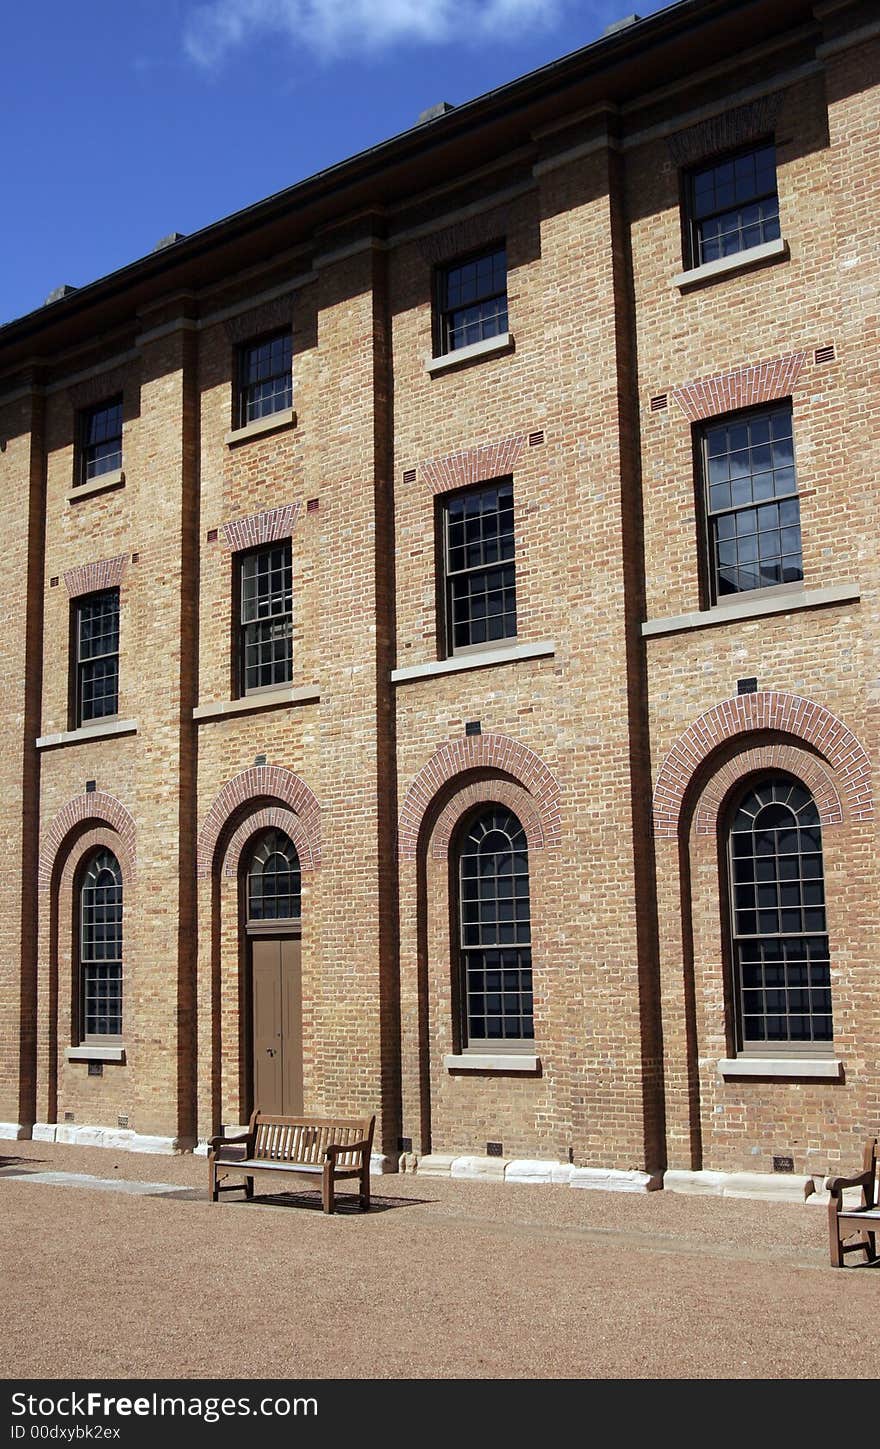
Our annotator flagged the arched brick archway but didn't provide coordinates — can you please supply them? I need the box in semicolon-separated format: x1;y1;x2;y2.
398;734;561;859
692;743;843;834
221;806;315;876
652;692;873;838
430;780;546;857
197;766;321;878
39;792;137;890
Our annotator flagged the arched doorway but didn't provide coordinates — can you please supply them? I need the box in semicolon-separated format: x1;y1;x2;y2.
244;828;303;1115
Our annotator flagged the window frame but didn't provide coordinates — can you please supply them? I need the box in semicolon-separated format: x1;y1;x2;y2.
722;773;834;1059
697;401;803;608
77;396;123;487
434;243;508;358
438;477;518;658
684;139;780;270
453;805;534;1054
235;330;293;430
76;847;123;1044
70;588;120;729
234;540;293;698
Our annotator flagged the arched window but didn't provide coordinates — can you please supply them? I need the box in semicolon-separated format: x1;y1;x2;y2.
79;849;123;1039
246;829;301;922
458;807;532;1046
727;775;832;1048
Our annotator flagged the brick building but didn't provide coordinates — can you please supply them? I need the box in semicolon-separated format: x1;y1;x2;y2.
1;0;877;1196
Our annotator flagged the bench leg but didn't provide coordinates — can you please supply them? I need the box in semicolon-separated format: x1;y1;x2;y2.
209;1157;219;1203
322;1167;335;1215
245;1176;254;1201
360;1164;370;1212
828;1199;843;1267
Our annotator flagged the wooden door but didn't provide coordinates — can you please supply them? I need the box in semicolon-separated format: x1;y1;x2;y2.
251;936;302;1116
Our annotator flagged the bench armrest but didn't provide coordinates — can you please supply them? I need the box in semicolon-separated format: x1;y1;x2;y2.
826;1168;873;1197
209;1131;250;1153
325;1139;372;1163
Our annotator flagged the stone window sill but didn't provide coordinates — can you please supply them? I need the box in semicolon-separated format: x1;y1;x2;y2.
718;1057;842;1080
66;1045;126;1064
426;332;513;375
225;408;296;447
392;638;555;683
36;718;138;750
642;583;860;639
193;686;319;722
444;1053;541;1073
67;469;125;503
673;237;788;291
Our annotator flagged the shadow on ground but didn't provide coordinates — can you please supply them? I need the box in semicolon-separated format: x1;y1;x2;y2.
156;1186;433;1213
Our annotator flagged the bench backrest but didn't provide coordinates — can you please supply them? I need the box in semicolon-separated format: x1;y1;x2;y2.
250;1113;375;1167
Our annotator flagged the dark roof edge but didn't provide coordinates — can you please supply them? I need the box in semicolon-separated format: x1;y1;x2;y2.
0;0;791;346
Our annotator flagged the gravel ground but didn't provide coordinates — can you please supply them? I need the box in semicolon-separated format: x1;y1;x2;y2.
1;1137;877;1380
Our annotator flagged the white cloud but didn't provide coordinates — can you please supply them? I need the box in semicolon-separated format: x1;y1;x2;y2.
184;0;569;68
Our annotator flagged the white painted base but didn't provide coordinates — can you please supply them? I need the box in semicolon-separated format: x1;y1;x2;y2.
569;1166;663;1193
664;1168;815;1202
36;1123;182;1154
0;1121;29;1141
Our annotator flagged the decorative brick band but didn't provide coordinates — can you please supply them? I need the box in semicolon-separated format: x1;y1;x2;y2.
667;93;785;167
63;555;128;599
220;503;300;553
653;693;873;838
431;780;545;858
417;205;512;266
39;792;137;890
399;734;561;860
222;806;316;877
420;435;526;495
197;766;321;878
224;298;293;345
671;352;807;422
693;744;844;835
66;367;130;412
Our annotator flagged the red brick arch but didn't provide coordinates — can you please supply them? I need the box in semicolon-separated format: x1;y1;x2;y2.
653;692;873;838
197;766;321;878
430;780;546;858
222;806;316;877
39;792;137;890
692;744;843;835
398;734;561;860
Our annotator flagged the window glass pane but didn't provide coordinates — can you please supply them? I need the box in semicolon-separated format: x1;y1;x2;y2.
445;481;516;651
729;777;832;1046
704;406;801;598
459;809;533;1044
81;398;123;482
690;144;778;264
239;543;293;692
441;248;508;353
247;830;301;920
80;850;122;1037
239;333;292;425
76;590;119;723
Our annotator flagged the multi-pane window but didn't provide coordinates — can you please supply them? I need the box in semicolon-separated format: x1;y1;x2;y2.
437;247;508;354
687;142;780;267
458;808;533;1047
247;830;302;922
701;404;802;600
74;589;119;725
237;332;292;427
728;777;832;1049
443;480;516;653
79;849;123;1039
79;398;123;485
238;542;292;694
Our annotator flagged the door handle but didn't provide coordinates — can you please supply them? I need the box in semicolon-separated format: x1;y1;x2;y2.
266;1048;276;1057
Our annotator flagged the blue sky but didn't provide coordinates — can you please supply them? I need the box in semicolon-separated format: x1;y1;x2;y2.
0;0;668;327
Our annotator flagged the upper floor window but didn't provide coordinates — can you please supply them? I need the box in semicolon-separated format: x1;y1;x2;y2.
457;807;533;1048
78;397;123;485
442;480;517;654
79;848;123;1040
237;332;292;428
73;589;119;725
246;829;302;922
700;403;802;602
727;776;832;1051
686;142;779;267
238;542;292;695
437;246;507;355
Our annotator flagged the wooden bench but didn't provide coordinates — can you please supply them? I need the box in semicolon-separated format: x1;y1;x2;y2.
208;1111;375;1214
826;1137;879;1267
